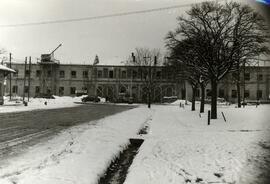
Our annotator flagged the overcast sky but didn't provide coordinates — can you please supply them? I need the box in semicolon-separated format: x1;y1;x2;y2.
0;0;258;65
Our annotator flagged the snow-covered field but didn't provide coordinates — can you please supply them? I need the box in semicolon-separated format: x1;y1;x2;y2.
126;103;270;184
0;99;269;184
0;96;83;113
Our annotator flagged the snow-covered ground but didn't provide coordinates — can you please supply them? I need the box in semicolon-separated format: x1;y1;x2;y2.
0;106;151;184
125;103;270;184
0;96;84;113
0;100;269;184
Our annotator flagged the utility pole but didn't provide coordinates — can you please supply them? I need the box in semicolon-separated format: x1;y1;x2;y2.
28;56;31;102
9;53;12;100
23;57;27;102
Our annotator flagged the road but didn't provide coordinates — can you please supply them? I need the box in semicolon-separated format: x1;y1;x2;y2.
0;104;134;159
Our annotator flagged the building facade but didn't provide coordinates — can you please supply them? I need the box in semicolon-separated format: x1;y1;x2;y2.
5;57;270;103
5;57;182;103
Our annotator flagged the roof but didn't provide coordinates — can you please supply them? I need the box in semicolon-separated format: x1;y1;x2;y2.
0;64;16;73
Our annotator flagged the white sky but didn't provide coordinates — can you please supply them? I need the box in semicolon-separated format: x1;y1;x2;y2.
0;0;260;65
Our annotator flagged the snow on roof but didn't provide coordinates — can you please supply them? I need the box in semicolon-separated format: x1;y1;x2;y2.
0;64;16;73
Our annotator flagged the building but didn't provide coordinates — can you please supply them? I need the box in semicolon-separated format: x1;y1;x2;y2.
5;55;182;103
0;64;16;105
5;55;270;103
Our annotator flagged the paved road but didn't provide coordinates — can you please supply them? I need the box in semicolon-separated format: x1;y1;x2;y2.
0;104;134;159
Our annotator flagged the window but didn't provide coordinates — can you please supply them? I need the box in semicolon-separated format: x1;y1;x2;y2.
47;70;52;77
36;70;41;77
25;70;30;77
59;87;64;96
231;90;237;98
257;90;262;99
35;86;40;94
70;87;76;95
60;71;65;78
120;86;126;93
156;71;161;79
71;71;76;78
244;90;250;98
13;69;18;77
97;70;102;78
132;70;137;79
122;70;127;78
24;86;29;93
103;68;108;78
244;73;250;81
258;74;263;81
219;89;225;98
12;86;18;93
206;89;211;97
83;71;88;78
109;70;114;78
47;88;51;94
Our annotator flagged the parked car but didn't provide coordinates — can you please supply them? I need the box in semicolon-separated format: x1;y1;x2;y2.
75;90;87;97
81;96;100;102
241;100;260;106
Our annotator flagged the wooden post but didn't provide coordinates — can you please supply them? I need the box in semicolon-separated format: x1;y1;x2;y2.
23;57;27;102
9;53;12;100
28;57;31;102
208;110;210;125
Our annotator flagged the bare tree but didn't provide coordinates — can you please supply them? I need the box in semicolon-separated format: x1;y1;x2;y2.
127;47;162;108
229;4;270;107
165;1;269;119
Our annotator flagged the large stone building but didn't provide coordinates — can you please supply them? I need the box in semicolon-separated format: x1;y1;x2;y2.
5;55;181;103
4;55;270;103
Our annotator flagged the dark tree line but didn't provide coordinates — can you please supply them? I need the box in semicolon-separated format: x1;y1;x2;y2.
166;1;269;119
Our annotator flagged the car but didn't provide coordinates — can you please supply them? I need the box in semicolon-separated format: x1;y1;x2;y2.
81;96;100;102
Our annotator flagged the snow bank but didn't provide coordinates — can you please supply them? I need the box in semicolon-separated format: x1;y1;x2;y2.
0;96;83;113
170;99;191;105
125;104;270;184
0;106;152;184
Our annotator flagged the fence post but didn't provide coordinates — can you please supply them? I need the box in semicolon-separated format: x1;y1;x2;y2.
221;112;227;122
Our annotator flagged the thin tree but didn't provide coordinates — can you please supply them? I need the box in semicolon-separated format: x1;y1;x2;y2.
127;47;162;108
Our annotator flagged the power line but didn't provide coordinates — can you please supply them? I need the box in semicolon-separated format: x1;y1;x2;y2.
0;1;225;28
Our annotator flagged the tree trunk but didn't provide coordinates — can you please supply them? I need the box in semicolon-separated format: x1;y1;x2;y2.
200;83;205;113
191;86;196;111
147;90;151;108
236;62;241;108
211;79;218;119
237;81;241;108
